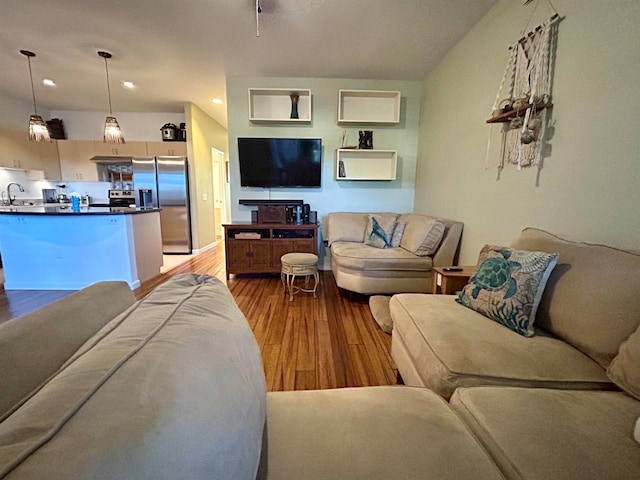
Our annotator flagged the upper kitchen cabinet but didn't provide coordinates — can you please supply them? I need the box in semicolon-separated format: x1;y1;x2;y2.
337;90;401;124
93;140;147;157
57;140;99;181
146;141;187;157
0;129;61;180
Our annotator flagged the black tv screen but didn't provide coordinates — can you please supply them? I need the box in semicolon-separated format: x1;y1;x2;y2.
238;137;322;188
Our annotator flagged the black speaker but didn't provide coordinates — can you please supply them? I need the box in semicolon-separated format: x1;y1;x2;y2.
302;204;310;223
309;211;317;223
251;210;258;223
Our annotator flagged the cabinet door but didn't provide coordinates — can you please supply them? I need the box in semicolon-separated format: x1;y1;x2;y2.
146;141;187;157
57;140;98;181
0;129;61;179
93;140;147;157
293;239;315;254
227;240;252;270
250;241;272;269
271;241;294;268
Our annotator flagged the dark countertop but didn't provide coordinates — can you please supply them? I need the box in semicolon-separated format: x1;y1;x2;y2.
0;205;161;215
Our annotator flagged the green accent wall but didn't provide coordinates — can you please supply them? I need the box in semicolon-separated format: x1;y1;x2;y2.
184;102;229;249
415;0;640;263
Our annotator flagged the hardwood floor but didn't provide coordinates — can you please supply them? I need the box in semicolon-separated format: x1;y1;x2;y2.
0;243;397;391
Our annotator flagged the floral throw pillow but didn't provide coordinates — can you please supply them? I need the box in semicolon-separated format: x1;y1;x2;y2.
456;245;559;337
364;215;397;249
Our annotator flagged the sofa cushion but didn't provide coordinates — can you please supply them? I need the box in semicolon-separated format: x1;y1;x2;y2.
364;214;397;249
390;220;406;247
0;281;136;421
456;245;558;337
450;387;640;480
399;214;446;256
0;274;266;480
257;387;504;480
325;212;397;245
390;294;612;399
331;241;433;271
511;227;640;367
607;321;640;401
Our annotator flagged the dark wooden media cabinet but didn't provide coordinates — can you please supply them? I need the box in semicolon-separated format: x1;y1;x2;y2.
223;223;319;278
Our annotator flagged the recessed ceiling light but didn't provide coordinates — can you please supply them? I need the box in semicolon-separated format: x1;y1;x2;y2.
122;81;135;89
42;78;56;86
212;98;223;104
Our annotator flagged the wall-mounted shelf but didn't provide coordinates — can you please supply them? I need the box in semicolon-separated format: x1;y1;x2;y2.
485;102;553;124
338;90;401;124
248;88;312;123
335;149;397;181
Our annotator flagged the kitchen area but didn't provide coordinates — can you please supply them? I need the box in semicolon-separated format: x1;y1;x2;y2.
0;119;204;290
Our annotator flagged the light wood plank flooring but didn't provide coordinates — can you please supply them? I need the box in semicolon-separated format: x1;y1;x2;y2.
0;243;397;391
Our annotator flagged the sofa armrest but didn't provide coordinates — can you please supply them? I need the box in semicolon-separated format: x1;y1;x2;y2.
0;281;135;419
432;220;464;266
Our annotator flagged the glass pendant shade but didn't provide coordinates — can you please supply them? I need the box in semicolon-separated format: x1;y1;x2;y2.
21;50;51;142
103;116;125;143
29;115;50;142
98;51;125;144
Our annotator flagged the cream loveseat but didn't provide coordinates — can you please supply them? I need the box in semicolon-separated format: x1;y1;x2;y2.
325;212;463;294
1;271;638;479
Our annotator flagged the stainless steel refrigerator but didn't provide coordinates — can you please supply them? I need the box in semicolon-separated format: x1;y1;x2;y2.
132;156;192;254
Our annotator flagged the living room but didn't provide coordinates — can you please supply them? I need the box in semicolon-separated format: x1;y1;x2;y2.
1;1;639;479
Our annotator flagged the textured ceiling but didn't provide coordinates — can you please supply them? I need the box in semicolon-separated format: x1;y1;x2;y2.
0;0;497;127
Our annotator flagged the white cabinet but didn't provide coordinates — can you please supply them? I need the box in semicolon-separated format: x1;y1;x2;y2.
335;149;397;181
57;140;99;181
146;141;187;157
248;88;312;122
338;90;401;124
93;140;147;157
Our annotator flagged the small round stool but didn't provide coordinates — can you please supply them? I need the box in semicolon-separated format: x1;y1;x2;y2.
280;253;319;302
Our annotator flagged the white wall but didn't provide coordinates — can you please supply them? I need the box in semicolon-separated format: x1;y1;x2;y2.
49;110;186;141
415;0;640;264
0;92;51;130
225;77;422;231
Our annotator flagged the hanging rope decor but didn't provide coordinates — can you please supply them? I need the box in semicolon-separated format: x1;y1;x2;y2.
486;1;562;174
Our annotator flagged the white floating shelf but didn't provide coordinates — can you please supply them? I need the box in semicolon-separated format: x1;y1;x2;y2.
338;90;401;124
335;149;397;181
248;88;312;123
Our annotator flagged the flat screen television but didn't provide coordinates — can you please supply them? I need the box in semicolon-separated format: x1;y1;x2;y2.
238;137;322;188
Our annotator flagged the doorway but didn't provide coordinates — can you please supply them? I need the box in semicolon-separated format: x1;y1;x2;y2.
211;148;229;241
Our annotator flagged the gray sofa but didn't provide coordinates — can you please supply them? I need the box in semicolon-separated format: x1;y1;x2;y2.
1;271;639;479
325;212;463;294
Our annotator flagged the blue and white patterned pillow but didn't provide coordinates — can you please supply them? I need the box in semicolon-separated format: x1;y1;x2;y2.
456;245;559;337
364;215;397;249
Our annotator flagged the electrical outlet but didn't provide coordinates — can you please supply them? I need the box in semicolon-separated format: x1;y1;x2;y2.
202;193;208;201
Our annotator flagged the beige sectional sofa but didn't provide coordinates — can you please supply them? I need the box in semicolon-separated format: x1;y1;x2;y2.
325;212;463;294
390;227;640;478
2;269;639;479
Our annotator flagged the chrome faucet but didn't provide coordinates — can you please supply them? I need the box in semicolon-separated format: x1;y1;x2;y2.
3;182;25;206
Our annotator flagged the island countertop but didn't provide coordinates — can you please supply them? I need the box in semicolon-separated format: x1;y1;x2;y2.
0;205;161;215
0;208;163;290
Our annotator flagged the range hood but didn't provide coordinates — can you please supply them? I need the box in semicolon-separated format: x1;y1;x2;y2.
90;155;135;164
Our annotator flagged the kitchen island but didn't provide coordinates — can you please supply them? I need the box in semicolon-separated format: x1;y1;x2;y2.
0;206;163;290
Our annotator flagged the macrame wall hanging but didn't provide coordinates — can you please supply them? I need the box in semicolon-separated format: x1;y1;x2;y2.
485;0;562;177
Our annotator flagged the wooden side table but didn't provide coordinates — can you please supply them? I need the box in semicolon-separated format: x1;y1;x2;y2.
432;266;476;295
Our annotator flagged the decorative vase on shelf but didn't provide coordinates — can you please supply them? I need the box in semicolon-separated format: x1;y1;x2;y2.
290;94;300;119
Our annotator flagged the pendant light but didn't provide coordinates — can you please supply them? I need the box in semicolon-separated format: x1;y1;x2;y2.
20;50;50;142
98;51;125;144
